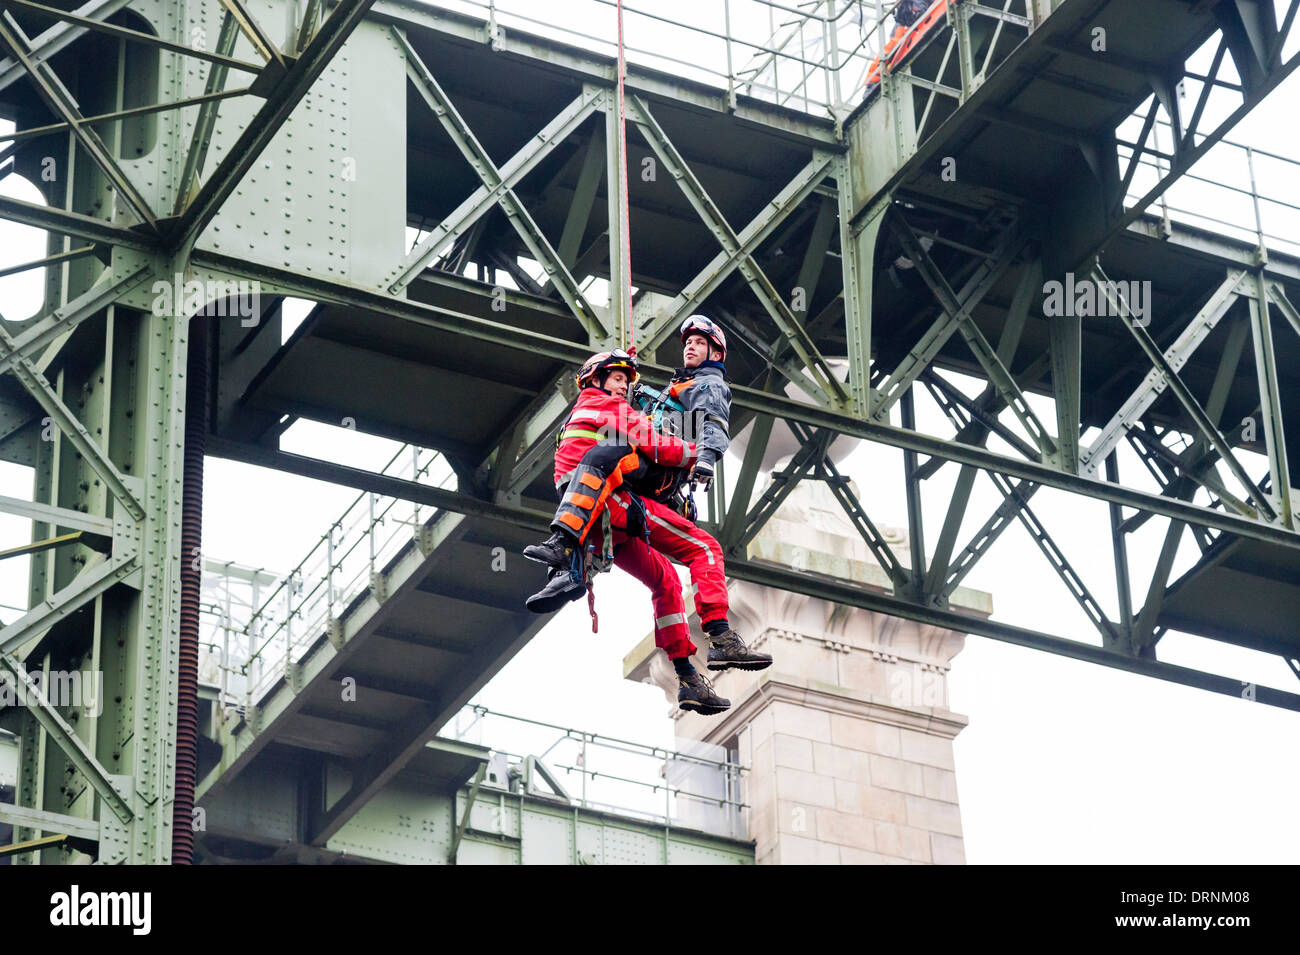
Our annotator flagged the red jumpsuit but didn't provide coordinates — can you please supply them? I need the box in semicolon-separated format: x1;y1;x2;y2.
552;387;730;660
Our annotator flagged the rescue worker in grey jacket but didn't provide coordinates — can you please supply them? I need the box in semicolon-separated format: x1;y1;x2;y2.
630;315;731;509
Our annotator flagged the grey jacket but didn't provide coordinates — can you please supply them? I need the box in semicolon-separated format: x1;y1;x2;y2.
672;362;731;470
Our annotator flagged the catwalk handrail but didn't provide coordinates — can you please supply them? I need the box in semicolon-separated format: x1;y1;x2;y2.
449;704;748;836
203;443;456;707
423;0;998;115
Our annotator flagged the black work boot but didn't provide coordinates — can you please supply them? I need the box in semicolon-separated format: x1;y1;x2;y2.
523;530;576;569
677;669;730;715
525;567;586;614
706;630;773;672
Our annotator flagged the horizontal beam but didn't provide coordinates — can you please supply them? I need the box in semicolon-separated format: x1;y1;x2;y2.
728;378;1300;551
0;195;155;250
726;559;1300;712
368;0;839;148
0;493;113;536
186;251;1300;552
206;436;553;531
199;449;1300;713
0;802;100;842
0;85;253;145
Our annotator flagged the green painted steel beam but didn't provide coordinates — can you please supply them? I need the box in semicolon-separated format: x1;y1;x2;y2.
728;557;1300;712
197;445;1300;711
0;802;100;842
174;10;242;215
186;250;1300;552
3;0;262;74
0;195;154;250
1096;265;1275;520
0;494;113;537
395;28;608;342
1248;272;1294;526
0;652;132;822
638;151;836;354
0;0;131;93
0;554;136;654
628;94;847;407
388;85;605;294
0;267;152;379
0;324;145;521
166;0;378;255
0;11;157;228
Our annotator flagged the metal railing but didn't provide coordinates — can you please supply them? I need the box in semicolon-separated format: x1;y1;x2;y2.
200;442;457;708
420;0;1298;260
450;704;748;839
422;0;990;117
1117;116;1300;260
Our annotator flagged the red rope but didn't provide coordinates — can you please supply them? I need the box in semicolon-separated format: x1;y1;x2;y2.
616;0;634;352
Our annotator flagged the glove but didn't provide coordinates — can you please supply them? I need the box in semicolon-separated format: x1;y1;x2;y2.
689;463;714;491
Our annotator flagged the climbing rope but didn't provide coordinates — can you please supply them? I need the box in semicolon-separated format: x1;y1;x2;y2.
615;0;634;352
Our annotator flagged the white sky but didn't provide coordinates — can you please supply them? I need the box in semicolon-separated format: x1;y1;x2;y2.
1;0;1298;863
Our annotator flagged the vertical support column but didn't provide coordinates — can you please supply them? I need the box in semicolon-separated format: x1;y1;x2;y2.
13;659;47;863
836;158;883;420
1048;310;1081;473
952;0;977;101
1105;453;1135;653
97;254;190;863
1247;272;1292;527
900;387;927;599
604;92;629;350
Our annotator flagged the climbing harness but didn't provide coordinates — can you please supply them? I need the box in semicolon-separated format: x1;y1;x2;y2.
631;381;686;433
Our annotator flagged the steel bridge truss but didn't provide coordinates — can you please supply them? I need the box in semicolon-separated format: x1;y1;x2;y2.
1;0;1299;864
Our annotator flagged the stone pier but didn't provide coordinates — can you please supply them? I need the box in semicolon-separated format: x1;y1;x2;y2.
624;480;992;865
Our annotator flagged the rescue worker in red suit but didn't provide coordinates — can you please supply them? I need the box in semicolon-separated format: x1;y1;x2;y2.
863;0;947;97
522;349;766;714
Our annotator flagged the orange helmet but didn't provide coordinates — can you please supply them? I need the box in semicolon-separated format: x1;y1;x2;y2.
576;348;639;390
